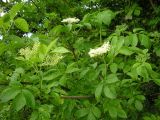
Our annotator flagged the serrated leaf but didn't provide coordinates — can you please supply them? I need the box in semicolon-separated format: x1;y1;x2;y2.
15;18;29;32
110;63;118;73
52;47;70;53
109;107;117;118
22;89;35;108
65;68;79;73
92;106;101;118
2;13;10;22
136;65;149;80
95;83;103;101
117;108;127;118
9;3;23;19
135;100;143;111
0;87;20;102
43;72;62;81
104;86;116;99
45;39;57;55
155;47;160;57
131;34;138;47
65;62;79;73
30;111;39;120
12;92;26;111
87;112;96;120
75;108;89;118
97;10;115;26
119;46;134;55
139;34;151;48
136;95;146;101
106;74;119;83
153;79;160;86
116;36;124;51
0;42;6;55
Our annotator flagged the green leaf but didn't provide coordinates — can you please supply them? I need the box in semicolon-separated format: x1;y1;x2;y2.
30;111;39;120
106;74;119;83
87;112;96;120
153;79;160;86
45;39;57;55
116;36;124;51
135;100;143;111
131;34;138;47
2;13;10;22
59;75;68;86
155;47;160;57
139;34;151;48
103;86;116;99
80;68;90;79
52;47;70;53
119;46;134;55
92;106;101;118
75;108;89;118
65;68;79;73
65;63;79;73
97;10;115;26
43;72;62;81
0;87;20;102
0;42;7;55
12;92;26;111
95;83;103;101
109;107;117;118
9;3;23;19
49;25;63;36
111;36;118;50
22;89;35;108
117;108;127;118
136;65;149;80
14;18;29;32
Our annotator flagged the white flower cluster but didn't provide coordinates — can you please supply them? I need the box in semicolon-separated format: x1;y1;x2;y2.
41;54;63;66
19;41;64;66
88;41;110;57
61;17;80;24
19;41;40;60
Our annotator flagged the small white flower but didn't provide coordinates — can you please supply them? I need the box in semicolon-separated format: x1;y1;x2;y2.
19;41;40;60
61;17;80;24
88;41;110;57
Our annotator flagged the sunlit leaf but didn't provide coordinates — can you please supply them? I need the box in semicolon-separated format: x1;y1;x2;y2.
14;18;29;32
109;107;117;118
104;86;116;99
52;47;70;53
95;83;103;101
22;89;35;108
75;108;89;118
117;108;127;118
12;92;26;111
0;87;20;102
92;106;101;118
135;100;143;111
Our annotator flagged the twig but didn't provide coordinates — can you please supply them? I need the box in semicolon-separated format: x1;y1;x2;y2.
149;0;158;13
61;95;94;99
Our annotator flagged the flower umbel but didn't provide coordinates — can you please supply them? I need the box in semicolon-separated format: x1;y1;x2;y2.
41;54;63;66
61;17;80;24
19;41;40;60
88;41;110;57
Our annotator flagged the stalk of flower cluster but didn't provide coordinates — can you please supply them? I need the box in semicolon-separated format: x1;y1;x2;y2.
61;17;80;24
88;41;110;57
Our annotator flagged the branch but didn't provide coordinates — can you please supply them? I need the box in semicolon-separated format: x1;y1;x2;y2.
61;95;94;99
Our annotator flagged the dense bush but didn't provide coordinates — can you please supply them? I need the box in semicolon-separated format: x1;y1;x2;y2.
0;0;160;119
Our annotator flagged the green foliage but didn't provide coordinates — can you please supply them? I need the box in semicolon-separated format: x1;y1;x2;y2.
14;18;29;32
0;0;160;120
